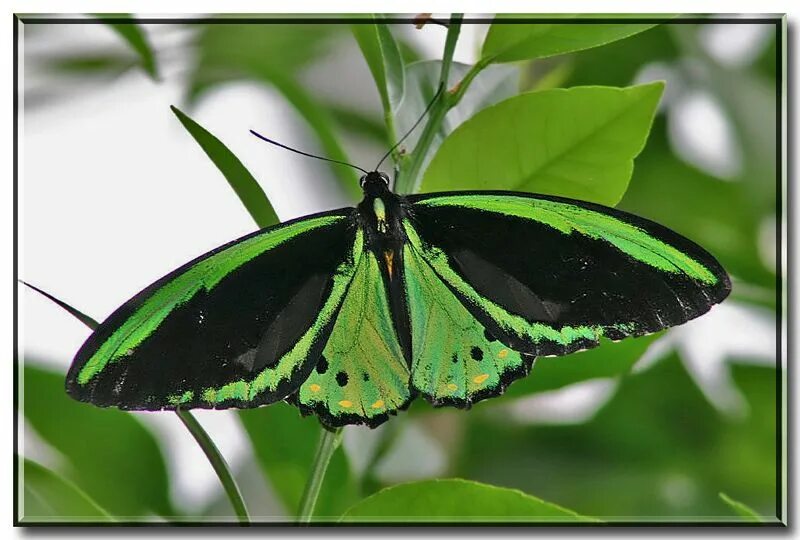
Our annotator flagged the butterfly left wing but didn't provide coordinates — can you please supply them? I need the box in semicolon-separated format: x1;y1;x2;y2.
66;210;362;411
401;191;730;405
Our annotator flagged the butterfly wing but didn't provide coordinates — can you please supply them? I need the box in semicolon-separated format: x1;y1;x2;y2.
403;240;534;407
66;210;362;411
293;250;412;428
401;191;730;405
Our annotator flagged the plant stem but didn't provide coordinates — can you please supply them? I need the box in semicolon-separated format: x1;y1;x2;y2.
450;56;493;107
297;426;343;523
438;14;462;92
175;408;250;525
398;14;477;195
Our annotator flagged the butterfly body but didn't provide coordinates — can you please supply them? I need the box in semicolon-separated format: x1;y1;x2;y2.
67;172;731;428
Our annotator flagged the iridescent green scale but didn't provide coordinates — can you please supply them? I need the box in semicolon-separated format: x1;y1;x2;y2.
67;172;730;428
403;243;528;407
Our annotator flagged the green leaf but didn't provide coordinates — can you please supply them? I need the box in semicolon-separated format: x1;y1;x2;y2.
482;20;657;63
21;459;113;523
340;478;594;522
171;105;279;229
421;83;664;206
352;19;405;137
719;492;762;522
238;403;357;519
395;60;519;187
23;364;174;519
96;15;158;79
500;334;659;400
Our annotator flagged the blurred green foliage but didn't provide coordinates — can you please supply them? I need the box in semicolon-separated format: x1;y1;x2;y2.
455;355;777;521
96;14;159;79
238;403;357;519
24;365;175;518
20;15;779;524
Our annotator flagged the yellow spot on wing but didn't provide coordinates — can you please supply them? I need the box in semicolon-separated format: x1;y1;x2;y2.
498;349;509;359
371;399;384;409
473;374;489;384
338;400;353;408
309;384;321;393
446;383;458;391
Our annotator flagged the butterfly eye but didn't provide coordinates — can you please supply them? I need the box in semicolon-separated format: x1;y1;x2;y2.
380;173;390;186
359;176;367;187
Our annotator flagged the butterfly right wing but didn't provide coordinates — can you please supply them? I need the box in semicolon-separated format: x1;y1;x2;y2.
400;191;730;408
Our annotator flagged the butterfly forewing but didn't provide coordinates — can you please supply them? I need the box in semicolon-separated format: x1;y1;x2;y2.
67;210;359;411
405;192;731;358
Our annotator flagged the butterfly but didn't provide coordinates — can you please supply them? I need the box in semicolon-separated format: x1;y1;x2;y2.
66;166;731;428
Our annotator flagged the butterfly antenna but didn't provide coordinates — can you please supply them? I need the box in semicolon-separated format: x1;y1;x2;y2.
374;82;445;171
249;130;370;175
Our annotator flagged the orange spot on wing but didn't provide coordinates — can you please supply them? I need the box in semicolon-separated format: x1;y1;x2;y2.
309;384;321;393
498;349;509;359
338;400;353;408
446;383;458;391
384;250;395;280
473;374;489;385
371;399;384;409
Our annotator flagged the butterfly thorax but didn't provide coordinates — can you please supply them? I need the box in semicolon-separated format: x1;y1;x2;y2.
356;170;410;297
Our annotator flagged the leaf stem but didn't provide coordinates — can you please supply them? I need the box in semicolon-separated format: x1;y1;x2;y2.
297;426;343;523
175;408;250;525
450;56;493;107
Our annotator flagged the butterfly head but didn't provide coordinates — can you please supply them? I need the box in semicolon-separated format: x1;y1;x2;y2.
359;171;391;197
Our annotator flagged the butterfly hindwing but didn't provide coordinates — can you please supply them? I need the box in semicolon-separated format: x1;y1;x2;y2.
404;191;731;358
295;250;411;427
403;241;533;407
66;210;361;411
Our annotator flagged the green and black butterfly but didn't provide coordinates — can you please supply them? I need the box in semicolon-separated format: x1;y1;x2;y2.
66;157;731;427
